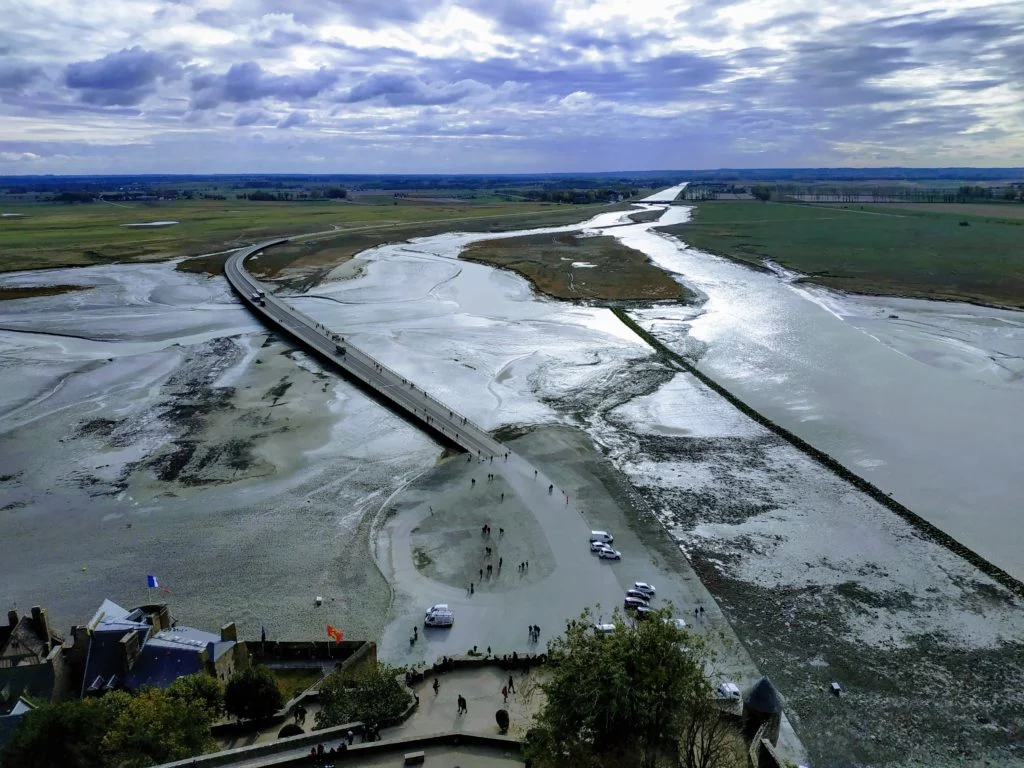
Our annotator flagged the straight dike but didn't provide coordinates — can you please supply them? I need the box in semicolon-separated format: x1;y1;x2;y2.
612;308;1024;599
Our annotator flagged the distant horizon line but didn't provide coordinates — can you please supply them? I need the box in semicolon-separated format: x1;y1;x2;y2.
2;166;1024;180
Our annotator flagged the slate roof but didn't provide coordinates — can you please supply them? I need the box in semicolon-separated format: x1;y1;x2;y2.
82;600;235;693
744;676;784;714
0;619;51;665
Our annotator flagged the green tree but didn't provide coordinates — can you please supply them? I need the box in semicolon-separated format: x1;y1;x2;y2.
315;663;410;731
1;698;115;768
1;687;215;768
224;666;283;722
523;608;710;768
167;673;224;718
101;688;215;767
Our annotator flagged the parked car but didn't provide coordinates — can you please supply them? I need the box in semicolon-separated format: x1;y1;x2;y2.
588;530;614;544
625;589;651;601
598;548;622;560
634;605;653;619
624;596;648;610
590;540;613;552
632;582;656;597
424;604;454;627
665;617;687;631
715;682;741;701
593;623;616;635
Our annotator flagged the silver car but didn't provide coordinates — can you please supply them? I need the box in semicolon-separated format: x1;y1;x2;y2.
624;596;647;610
632;582;656;597
598;548;622;560
625;589;650;601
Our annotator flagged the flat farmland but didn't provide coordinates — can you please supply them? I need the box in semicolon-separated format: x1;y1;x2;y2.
869;202;1024;220
658;200;1024;308
0;199;596;274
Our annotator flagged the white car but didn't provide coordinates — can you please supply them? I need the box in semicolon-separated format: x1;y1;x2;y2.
666;617;688;631
593;623;616;635
597;548;622;560
632;582;656;597
590;540;612;552
588;531;614;544
715;682;741;701
424;604;454;628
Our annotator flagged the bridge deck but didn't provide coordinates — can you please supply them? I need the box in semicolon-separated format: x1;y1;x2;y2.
224;240;505;458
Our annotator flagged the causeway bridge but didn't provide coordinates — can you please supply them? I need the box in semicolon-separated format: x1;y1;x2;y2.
224;239;505;458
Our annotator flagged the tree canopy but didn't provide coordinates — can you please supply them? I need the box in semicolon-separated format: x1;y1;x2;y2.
1;683;216;768
315;663;410;731
166;673;224;719
224;666;284;722
523;607;741;768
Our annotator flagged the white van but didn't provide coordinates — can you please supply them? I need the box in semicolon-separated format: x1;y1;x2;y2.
424;604;454;628
588;531;614;544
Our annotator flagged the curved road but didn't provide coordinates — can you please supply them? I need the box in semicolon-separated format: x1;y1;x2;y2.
225;239;505;459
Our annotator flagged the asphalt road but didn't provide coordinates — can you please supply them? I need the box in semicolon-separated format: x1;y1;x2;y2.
225;240;505;460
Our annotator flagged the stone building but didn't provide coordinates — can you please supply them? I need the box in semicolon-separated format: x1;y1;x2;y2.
78;599;246;696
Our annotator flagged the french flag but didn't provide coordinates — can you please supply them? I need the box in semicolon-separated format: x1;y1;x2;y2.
146;575;159;589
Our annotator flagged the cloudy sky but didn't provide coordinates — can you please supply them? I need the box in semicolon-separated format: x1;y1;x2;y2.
1;0;1022;173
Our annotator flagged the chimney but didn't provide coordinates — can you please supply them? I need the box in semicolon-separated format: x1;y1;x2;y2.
158;606;171;632
7;610;17;628
220;622;237;642
31;607;52;653
119;630;141;674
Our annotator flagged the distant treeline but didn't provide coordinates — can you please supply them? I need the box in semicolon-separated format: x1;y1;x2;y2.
685;182;1024;203
237;187;347;201
500;187;639;204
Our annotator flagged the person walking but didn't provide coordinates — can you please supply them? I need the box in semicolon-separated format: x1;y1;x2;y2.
502;685;508;704
508;675;515;694
433;678;440;696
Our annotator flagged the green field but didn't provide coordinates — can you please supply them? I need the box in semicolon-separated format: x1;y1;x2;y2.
658;201;1024;308
0;198;602;274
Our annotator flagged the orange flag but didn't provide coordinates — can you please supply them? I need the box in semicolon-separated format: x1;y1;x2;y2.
326;624;344;643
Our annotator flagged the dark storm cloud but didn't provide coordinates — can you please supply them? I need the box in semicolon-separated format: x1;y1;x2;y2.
276;111;309;129
340;72;489;106
561;29;671;54
64;46;177;106
190;62;338;108
0;64;44;91
463;0;557;32
826;7;1024;88
434;50;728;104
233;107;268;126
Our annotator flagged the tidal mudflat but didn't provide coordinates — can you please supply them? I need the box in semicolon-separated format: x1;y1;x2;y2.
2;198;1022;765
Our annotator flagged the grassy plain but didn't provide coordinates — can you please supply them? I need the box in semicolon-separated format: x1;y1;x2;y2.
0;198;601;275
461;232;689;302
870;202;1024;220
658;201;1024;307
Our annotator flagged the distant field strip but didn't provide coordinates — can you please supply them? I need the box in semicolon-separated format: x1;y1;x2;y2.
657;200;1024;308
0;199;603;274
